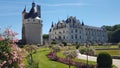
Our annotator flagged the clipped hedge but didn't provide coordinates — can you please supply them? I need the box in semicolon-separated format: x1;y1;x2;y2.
97;52;112;68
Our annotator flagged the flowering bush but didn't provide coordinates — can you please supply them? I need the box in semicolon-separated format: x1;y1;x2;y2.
0;28;25;68
63;50;78;59
79;47;96;56
51;45;61;52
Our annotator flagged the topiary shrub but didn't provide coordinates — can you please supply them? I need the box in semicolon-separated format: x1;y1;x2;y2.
97;52;112;68
79;47;96;56
51;41;57;44
62;42;67;46
52;45;61;52
79;48;87;54
76;44;80;49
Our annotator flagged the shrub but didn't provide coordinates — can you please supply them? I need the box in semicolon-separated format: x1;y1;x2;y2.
76;44;80;49
0;28;25;68
51;41;57;44
79;47;96;56
62;42;67;46
63;50;77;59
24;45;39;65
52;45;61;52
97;52;112;68
79;48;87;54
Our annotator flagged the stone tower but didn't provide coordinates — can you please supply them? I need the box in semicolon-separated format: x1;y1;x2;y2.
22;2;43;45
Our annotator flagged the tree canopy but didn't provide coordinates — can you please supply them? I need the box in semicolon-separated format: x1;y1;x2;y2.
103;24;120;43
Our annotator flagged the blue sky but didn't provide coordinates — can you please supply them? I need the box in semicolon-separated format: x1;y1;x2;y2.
0;0;120;39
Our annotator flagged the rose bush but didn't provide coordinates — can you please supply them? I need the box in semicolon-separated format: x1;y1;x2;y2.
0;28;25;68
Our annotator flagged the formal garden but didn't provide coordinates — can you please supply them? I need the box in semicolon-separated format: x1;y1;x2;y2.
0;29;120;68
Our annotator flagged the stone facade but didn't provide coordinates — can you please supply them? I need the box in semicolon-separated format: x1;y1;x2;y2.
22;2;43;45
49;16;108;44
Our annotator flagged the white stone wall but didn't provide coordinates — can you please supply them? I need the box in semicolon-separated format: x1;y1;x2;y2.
23;18;43;45
49;16;108;44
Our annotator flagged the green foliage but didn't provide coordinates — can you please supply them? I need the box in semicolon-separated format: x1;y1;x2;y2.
62;42;67;46
43;34;49;39
52;45;61;52
63;50;77;59
24;45;39;65
24;48;75;68
0;28;25;68
51;41;57;44
97;52;112;68
79;47;96;56
112;29;120;43
79;47;87;54
103;24;120;43
76;44;80;49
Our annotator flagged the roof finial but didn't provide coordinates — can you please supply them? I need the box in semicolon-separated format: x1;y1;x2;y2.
22;5;26;13
32;0;35;7
67;14;69;19
82;20;84;26
51;21;54;27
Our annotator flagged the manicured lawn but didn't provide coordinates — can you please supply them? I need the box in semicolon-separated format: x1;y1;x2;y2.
96;50;120;56
79;45;119;49
24;47;75;68
24;46;118;68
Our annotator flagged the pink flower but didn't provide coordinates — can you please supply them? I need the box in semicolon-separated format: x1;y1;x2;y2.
0;36;5;41
1;61;7;66
8;60;12;64
4;53;9;57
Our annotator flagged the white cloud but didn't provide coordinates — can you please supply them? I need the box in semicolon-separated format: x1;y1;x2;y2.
42;10;64;14
0;12;20;16
42;3;90;7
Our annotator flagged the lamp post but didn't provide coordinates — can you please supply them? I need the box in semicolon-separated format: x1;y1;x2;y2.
86;41;90;68
86;44;88;67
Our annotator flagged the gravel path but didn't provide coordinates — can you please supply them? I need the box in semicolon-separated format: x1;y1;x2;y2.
76;52;120;68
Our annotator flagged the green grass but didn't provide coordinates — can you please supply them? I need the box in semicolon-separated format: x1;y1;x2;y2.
79;45;119;49
24;47;75;68
96;50;120;56
24;46;118;68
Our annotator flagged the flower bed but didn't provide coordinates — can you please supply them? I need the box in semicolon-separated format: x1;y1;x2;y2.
47;52;95;68
0;29;25;68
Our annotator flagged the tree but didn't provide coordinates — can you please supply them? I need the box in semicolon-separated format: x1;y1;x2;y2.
43;34;49;39
24;45;38;65
111;29;120;43
51;45;61;52
103;24;120;43
51;41;57;44
64;50;77;68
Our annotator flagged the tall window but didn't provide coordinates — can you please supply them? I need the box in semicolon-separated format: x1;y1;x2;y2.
63;36;65;39
79;35;81;39
75;34;77;39
75;29;77;33
79;30;81;33
71;35;73;39
71;30;73;33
